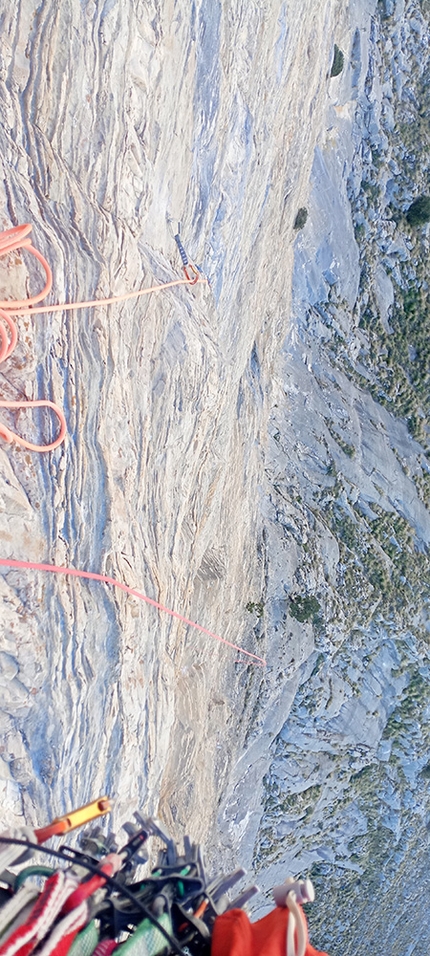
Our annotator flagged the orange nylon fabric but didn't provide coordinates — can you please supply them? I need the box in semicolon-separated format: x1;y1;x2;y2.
211;907;329;956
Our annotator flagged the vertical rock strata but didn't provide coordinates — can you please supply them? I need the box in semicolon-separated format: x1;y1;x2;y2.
0;0;342;840
1;0;428;953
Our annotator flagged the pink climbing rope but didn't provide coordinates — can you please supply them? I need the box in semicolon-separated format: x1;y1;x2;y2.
0;225;66;451
0;224;206;451
0;559;267;666
10;276;207;317
0;228;265;668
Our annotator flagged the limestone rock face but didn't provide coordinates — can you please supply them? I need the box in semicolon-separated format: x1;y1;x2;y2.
0;0;342;835
1;1;429;954
246;1;430;953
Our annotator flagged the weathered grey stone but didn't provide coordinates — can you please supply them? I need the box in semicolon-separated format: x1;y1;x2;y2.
373;264;394;332
1;0;429;954
0;0;352;837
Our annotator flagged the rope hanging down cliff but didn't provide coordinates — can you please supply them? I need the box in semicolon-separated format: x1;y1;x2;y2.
0;224;264;666
0;559;266;666
0;223;206;451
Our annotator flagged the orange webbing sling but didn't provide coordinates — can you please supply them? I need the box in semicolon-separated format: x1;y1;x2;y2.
211;905;329;956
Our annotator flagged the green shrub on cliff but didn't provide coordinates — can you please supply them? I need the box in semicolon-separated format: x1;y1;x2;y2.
289;594;321;623
330;45;344;77
246;601;264;618
293;207;308;231
406;195;430;226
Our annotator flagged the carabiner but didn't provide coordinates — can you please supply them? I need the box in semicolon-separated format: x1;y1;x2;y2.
183;264;200;285
35;797;112;843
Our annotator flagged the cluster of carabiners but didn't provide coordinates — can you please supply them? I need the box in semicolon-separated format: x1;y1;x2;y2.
0;798;259;956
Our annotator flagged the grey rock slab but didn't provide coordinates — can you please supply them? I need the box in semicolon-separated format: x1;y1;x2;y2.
0;0;346;846
2;0;429;953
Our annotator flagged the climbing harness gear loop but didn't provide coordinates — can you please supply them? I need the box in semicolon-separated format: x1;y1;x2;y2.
0;819;330;956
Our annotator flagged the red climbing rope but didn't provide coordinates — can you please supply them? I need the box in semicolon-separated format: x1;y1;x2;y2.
0;558;267;666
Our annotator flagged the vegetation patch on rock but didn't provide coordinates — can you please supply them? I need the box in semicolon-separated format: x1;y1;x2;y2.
330;44;344;77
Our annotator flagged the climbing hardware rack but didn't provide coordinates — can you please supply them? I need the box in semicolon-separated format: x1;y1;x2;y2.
0;801;329;956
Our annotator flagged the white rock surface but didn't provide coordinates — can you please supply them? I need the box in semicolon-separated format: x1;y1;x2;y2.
0;0;343;833
246;2;430;953
1;1;430;954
